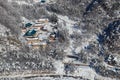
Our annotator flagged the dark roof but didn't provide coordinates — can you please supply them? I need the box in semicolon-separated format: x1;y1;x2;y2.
24;29;37;36
41;0;46;3
25;23;32;28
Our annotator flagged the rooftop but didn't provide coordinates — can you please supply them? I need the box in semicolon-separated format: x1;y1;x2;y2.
25;23;32;28
41;0;46;3
24;29;37;37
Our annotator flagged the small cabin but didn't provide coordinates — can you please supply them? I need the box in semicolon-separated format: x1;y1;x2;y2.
34;0;46;3
49;33;56;42
32;45;40;49
32;41;47;49
26;38;41;45
33;23;45;27
32;24;44;31
41;0;46;3
24;29;37;37
25;23;32;28
37;18;49;23
41;26;48;31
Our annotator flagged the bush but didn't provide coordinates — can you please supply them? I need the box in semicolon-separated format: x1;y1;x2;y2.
48;14;58;23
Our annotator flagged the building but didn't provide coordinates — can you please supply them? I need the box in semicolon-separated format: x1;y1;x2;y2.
41;0;46;3
33;0;46;3
37;18;49;23
32;41;47;49
32;24;45;31
25;23;32;28
26;38;40;45
49;33;56;42
24;29;37;38
21;18;56;50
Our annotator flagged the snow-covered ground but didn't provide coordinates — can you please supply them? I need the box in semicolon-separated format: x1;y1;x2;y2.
8;0;33;5
1;1;119;79
53;61;65;74
0;24;10;37
58;15;76;57
57;14;97;61
0;24;20;52
52;14;116;80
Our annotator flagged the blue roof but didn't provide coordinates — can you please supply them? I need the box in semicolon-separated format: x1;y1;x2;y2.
24;29;37;36
41;0;46;3
25;23;32;28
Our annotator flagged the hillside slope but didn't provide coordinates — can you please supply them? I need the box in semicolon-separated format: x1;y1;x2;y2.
0;0;120;80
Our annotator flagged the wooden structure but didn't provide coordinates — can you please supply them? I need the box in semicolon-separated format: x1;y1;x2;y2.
63;62;89;66
49;36;55;42
32;42;47;49
37;18;49;23
26;38;40;45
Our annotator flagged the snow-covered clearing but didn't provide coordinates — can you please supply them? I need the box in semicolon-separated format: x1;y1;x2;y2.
53;14;115;80
53;61;65;74
8;0;33;5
